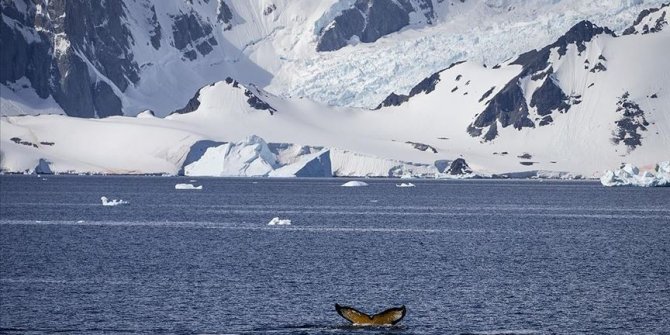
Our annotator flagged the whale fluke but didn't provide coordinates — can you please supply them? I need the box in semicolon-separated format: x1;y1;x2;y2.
335;304;406;326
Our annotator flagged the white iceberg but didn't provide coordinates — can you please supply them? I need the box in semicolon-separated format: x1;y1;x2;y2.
268;217;291;225
396;182;416;188
101;196;129;206
175;183;203;190
600;161;670;187
341;181;369;187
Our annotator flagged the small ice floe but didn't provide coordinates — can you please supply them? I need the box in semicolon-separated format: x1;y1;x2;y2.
175;183;203;190
76;220;85;223
600;161;670;187
396;182;415;188
100;196;129;206
341;181;369;187
268;217;291;225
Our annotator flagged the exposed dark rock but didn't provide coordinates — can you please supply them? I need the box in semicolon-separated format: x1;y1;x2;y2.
518;153;532;159
406;141;438;153
482;121;498;141
451;86;458;92
376;93;410;108
263;4;277;16
455;74;462;81
92;81;123;118
530;66;553;81
196;41;214;55
40;142;55;146
172;87;203;115
316;7;365;52
225;77;238;87
611;92;649;150
445;158;472;175
623;3;668;35
10;137;38;148
467;20;613;140
519;161;536;166
244;89;277;115
530;76;570;116
148;5;162;49
218;78;278;115
217;0;234;28
376;61;465;109
468;77;533;140
590;63;607;72
0;0;139;117
650;93;658;98
183;50;197;61
171;11;215;60
317;0;436;52
479;87;496;103
52;53;96;118
539;115;554;126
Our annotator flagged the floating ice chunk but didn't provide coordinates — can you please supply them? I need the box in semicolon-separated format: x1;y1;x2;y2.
175;183;203;190
341;181;369;187
101;196;129;206
396;182;416;187
268;217;291;225
600;161;670;187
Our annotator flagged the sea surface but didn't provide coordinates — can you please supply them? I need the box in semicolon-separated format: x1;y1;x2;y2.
1;176;669;334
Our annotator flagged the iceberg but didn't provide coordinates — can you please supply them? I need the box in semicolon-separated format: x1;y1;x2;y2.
396;183;416;188
341;181;369;187
184;135;277;177
175;183;203;190
100;196;129;206
600;162;670;187
268;217;291;225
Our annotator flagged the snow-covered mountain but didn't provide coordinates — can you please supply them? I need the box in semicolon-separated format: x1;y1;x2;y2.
0;1;668;177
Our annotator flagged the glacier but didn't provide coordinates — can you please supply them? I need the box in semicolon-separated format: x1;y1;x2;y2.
600;162;670;187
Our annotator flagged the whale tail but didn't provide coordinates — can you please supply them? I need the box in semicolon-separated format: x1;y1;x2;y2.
335;304;406;326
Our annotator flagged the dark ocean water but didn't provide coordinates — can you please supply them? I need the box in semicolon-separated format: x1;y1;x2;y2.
0;175;669;335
